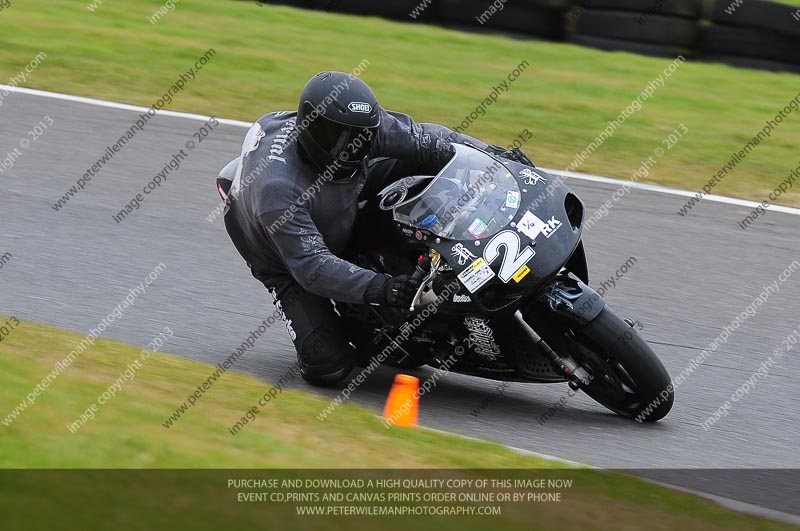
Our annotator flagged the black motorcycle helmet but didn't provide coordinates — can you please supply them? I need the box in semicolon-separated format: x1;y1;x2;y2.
297;71;381;179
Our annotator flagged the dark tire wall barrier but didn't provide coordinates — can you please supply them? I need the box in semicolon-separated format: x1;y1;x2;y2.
439;0;567;39
578;0;701;18
574;11;698;47
701;0;800;72
248;0;438;19
710;0;800;38
322;0;438;21
569;34;693;59
699;24;800;66
251;0;800;74
702;54;800;75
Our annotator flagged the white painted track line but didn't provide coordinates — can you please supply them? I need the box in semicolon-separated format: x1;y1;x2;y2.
544;168;800;216
0;84;252;128
4;83;800;217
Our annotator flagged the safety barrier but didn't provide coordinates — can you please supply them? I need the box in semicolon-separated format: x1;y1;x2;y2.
253;0;800;74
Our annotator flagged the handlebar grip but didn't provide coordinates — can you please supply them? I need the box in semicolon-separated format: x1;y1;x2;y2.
411;255;431;282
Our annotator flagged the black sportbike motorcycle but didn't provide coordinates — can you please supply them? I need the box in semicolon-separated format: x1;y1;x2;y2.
218;144;674;422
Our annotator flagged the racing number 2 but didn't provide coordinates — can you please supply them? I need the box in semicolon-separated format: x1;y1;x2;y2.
483;230;535;283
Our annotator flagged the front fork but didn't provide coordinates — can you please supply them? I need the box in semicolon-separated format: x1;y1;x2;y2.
513;310;593;386
514;273;608;386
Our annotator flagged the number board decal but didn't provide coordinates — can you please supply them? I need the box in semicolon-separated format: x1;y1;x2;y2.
483;230;536;283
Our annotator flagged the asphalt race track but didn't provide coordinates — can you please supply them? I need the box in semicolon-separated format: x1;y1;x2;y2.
2;90;799;520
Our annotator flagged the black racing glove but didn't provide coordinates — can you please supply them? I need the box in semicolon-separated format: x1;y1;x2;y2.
364;274;421;307
486;144;535;167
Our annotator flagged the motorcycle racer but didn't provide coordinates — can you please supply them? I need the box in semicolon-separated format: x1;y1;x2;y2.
223;71;527;386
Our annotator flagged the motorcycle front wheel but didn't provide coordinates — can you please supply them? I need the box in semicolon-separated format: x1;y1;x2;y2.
533;306;674;422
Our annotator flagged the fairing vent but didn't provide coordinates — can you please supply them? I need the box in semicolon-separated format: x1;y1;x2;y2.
564;192;584;230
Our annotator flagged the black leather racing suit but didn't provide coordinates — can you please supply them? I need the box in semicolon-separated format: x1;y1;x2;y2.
224;108;486;385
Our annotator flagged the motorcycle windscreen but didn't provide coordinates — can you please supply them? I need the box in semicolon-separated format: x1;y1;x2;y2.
393;144;520;240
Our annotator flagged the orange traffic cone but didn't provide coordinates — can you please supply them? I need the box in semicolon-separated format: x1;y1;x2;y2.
383;374;419;427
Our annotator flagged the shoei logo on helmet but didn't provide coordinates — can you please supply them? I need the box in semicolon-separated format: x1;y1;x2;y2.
348;102;372;113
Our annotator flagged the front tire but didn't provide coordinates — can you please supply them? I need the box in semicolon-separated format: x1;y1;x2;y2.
534;306;674;422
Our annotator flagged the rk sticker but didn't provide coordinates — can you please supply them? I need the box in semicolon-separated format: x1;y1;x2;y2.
517;211;563;240
457;257;495;293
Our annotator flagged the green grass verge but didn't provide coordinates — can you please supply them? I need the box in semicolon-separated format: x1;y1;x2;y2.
0;0;798;206
0;318;796;530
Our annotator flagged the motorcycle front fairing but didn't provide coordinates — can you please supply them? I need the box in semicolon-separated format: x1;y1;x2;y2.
388;144;589;313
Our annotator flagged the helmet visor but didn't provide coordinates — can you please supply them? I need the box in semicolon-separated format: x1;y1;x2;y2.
308;118;374;163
